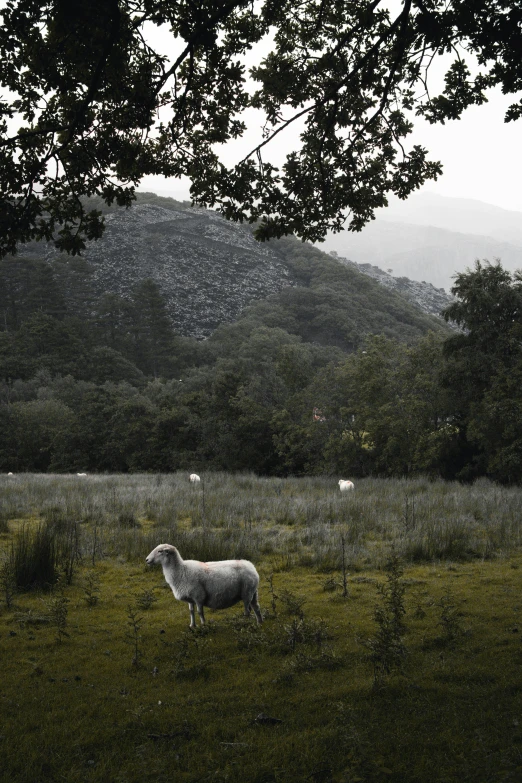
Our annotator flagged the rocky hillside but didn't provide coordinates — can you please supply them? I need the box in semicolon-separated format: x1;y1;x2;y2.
330;252;453;318
29;197;294;338
24;192;451;337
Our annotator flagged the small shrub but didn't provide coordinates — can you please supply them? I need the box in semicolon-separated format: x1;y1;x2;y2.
226;615;267;652
57;520;81;585
81;570;101;607
45;582;70;643
0;558;16;609
323;577;339;592
280;617;333;654
360;554;407;686
0;509;10;534
118;511;139;529
134;589;158;610
281;648;342;678
125;605;144;668
10;524;58;591
436;591;466;647
170;628;214;681
15;608;52;627
267;573;279;616
43;506;69;532
279;589;307;618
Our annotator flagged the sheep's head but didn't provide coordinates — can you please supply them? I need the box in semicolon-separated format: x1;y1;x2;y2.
146;544;177;566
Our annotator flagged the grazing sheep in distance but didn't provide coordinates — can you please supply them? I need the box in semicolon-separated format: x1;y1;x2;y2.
77;473;87;477
7;472;13;476
189;473;200;483
146;544;263;628
338;479;354;492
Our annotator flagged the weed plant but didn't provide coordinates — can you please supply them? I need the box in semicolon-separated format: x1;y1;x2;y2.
360;554;408;685
0;557;16;608
125;604;144;668
44;580;70;644
81;569;101;606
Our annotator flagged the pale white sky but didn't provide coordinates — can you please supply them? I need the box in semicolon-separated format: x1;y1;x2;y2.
409;91;522;213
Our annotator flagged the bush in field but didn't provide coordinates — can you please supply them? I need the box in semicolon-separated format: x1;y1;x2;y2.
435;591;467;647
9;519;81;591
0;559;16;608
360;554;407;686
81;570;101;606
134;588;158;610
0;511;10;535
10;524;58;590
45;581;70;643
125;605;144;668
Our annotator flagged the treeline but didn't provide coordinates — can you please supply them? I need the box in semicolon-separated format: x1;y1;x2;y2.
1;253;521;483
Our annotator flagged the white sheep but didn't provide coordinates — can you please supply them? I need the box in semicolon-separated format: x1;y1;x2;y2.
146;544;262;628
338;479;354;492
77;472;87;477
7;472;13;476
189;473;200;483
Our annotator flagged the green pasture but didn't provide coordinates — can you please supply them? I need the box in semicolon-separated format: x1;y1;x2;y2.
1;473;522;782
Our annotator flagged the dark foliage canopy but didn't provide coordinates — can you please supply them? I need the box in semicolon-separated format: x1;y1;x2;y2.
1;0;521;255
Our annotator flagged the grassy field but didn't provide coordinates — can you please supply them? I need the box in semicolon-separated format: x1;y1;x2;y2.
1;473;522;783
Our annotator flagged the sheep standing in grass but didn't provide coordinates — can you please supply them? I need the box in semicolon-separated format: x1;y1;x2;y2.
189;473;200;483
77;472;87;477
146;544;262;628
338;479;354;492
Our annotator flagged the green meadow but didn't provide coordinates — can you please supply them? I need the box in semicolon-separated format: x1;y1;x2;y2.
1;473;522;783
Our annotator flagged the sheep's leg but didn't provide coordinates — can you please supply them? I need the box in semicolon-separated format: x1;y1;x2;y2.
196;603;205;626
250;592;263;625
188;602;196;628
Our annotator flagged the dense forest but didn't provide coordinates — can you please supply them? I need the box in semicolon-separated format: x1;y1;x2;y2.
1;224;521;483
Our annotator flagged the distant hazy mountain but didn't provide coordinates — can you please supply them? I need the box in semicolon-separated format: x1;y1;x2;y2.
376;192;522;244
322;192;522;291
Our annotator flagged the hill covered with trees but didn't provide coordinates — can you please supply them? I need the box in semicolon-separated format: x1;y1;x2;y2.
1;195;521;483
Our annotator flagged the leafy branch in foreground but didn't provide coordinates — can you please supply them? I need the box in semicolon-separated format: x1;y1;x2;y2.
2;0;521;254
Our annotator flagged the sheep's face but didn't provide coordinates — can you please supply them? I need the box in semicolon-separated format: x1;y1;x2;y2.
146;544;176;566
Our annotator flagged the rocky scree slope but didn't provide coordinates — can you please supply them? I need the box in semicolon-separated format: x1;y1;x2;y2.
35;201;294;338
331;253;454;318
27;196;452;336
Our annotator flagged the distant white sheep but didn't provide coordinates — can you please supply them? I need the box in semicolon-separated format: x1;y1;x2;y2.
7;472;13;476
77;473;87;477
146;544;263;628
338;479;354;492
189;473;201;483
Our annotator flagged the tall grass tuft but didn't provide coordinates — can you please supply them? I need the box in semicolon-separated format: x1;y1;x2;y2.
0;511;10;535
10;524;58;590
